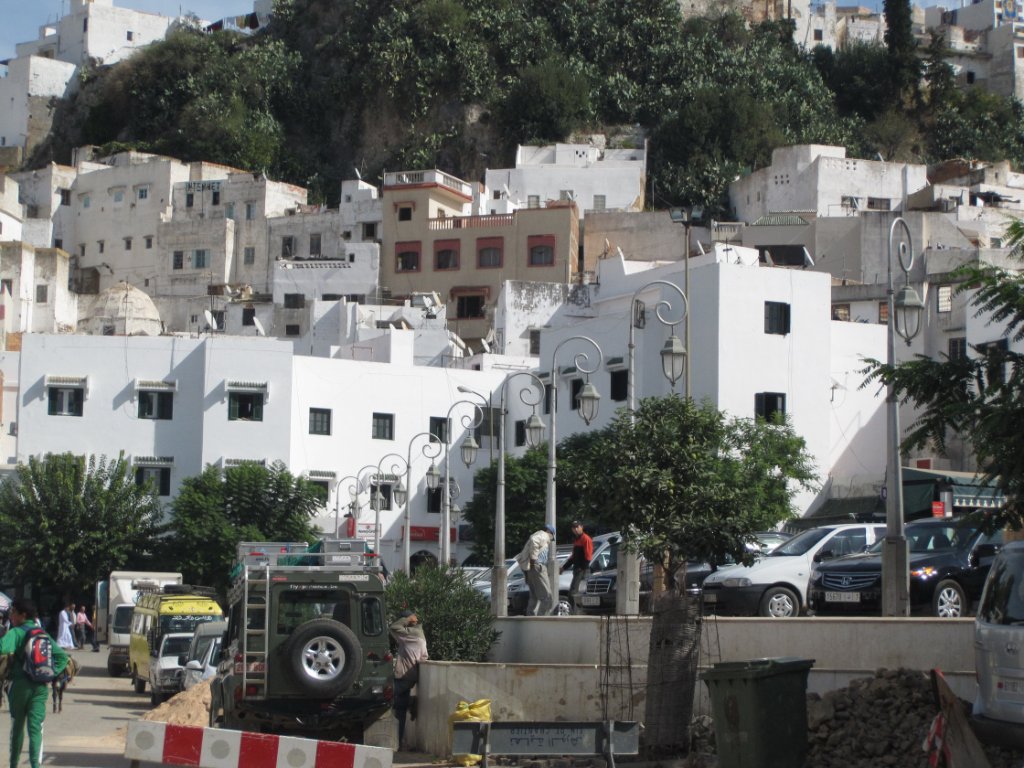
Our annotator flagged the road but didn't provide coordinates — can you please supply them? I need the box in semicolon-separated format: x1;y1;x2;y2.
1;646;142;767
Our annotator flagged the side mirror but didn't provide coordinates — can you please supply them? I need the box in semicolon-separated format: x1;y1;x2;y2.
185;660;203;671
814;549;835;563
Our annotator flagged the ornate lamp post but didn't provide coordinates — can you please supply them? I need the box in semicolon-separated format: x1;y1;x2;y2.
881;217;924;617
401;432;444;573
545;336;602;608
334;474;364;538
367;453;410;560
438;399;483;565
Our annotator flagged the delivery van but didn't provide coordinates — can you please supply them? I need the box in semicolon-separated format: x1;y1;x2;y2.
98;571;182;676
128;584;223;694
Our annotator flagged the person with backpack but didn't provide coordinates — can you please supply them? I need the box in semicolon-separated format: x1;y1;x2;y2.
0;598;68;768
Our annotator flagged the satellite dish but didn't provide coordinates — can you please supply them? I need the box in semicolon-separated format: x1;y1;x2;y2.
203;309;218;331
763;250;775;267
802;247;815;268
615;246;625;260
253;317;266;336
479;338;491;353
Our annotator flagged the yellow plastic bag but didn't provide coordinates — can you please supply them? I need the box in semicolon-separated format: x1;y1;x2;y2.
448;698;492;766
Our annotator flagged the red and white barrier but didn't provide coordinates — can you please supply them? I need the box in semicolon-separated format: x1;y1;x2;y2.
124;721;393;768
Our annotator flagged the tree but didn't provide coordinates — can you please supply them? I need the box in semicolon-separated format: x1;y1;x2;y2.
160;462;322;596
0;453;162;600
884;0;920;104
864;218;1024;531
385;566;498;661
560;396;817;753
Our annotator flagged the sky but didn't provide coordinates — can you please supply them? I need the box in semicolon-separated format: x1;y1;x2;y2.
0;0;964;63
0;0;249;61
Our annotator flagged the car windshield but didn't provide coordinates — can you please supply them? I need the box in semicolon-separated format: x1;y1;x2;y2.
191;636;215;662
770;527;833;556
865;521;980;554
161;636;191;657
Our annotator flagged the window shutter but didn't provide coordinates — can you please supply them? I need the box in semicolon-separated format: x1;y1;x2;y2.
783;303;791;334
48;388;59;415
253;395;264;421
159;393;174;420
159;469;171;496
229;395;239;420
72;388;84;416
755;392;765;417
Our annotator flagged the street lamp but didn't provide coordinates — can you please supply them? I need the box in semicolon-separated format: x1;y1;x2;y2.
335;474;364;537
619;278;689;614
546;335;603;608
439;398;484;566
669;205;703;397
367;453;411;561
881;216;924;617
401;432;443;573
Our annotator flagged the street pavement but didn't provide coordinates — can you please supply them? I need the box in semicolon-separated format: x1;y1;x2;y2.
0;645;442;767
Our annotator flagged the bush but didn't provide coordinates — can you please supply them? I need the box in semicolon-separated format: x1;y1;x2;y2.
385;566;498;662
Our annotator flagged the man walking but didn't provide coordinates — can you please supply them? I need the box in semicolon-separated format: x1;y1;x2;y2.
516;525;555;616
563;521;594;599
1;598;69;768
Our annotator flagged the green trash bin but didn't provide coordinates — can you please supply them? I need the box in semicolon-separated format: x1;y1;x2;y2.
701;657;815;768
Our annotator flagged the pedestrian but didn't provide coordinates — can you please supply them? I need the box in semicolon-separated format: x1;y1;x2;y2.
516;524;555;616
562;521;594;600
75;606;99;652
55;604;75;650
1;597;69;768
389;610;428;750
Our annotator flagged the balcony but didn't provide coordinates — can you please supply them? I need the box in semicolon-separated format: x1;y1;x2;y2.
383;169;472;199
428;213;514;231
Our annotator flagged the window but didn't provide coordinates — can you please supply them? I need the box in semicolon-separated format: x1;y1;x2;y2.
225;202;235;220
211;310;225;330
172;251;184;270
243;246;255;265
529;329;541;355
368;482;393;511
593;194;606;211
83;17;88;31
434;240;460;270
186;192;194;208
35;285;48;304
362;222;377;240
113;190;124;204
966;70;976;85
212;190;220;206
813;28;823;41
242;307;255;326
570;379;584;412
285;324;300;336
138;391;173;420
610;369;628;402
361;598;383;636
82;195;90;209
135;467;171;496
145;236;153;249
282;237;294;258
309;407;331;435
937;284;953;313
528;235;556;267
827;528;868;557
372;413;394;440
477;237;503;268
245;202;256;220
514;419;527;447
98;240;105;254
396;242;420;272
137;187;148;201
398;206;413;222
59;189;70;206
948;336;967;361
867;197;889;211
832;304;851;321
755;392;787;423
878;302;889;324
1;279;12;295
429;416;449;443
309;234;322;257
124;237;132;251
978;339;1009;386
456;294;486;319
228;392;264;421
527;195;540;209
284;293;305;309
194;249;209;269
764;301;791;335
342;230;352;241
474;406;500;442
544;383;552;415
126;30;134;41
48;387;84;417
54;239;62;250
559;190;574;201
427;487;442;513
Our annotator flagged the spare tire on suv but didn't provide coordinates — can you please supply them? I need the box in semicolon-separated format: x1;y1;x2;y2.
283;618;362;697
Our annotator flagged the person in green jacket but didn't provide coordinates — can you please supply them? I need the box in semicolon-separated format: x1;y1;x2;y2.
1;598;68;768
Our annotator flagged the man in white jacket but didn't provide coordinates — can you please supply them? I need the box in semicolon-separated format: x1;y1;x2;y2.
516;525;555;615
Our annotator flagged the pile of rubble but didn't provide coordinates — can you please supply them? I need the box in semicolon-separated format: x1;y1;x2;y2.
142;680;212;728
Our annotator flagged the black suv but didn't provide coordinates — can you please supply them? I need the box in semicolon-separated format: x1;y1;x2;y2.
210;540;392;741
808;517;1003;618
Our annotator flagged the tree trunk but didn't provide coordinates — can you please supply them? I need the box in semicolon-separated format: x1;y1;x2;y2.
643;588;702;755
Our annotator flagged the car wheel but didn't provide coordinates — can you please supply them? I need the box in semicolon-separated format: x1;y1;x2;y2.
283;618;362;697
759;586;800;618
933;579;967;618
132;668;146;694
553;594;573;616
107;660;124;677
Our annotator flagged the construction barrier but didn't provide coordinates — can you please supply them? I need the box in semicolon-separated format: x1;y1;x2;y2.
124;721;394;768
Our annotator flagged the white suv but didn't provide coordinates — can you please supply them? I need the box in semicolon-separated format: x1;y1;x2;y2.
701;523;887;617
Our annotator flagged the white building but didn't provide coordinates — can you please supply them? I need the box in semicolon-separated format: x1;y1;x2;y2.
484;139;647;220
0;176;23;243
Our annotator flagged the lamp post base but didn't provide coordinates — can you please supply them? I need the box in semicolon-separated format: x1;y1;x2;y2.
881;536;910;617
491;565;508;618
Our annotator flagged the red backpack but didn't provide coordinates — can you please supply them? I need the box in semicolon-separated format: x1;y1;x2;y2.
22;626;57;683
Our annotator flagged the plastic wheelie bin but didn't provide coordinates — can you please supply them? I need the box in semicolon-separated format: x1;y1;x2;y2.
701;657;815;768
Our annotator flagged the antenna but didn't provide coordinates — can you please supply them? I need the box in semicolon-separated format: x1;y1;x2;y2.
203;309;218;331
802;247;815;268
253;317;266;336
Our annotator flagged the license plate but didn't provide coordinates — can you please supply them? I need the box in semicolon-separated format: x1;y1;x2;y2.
579;595;601;606
825;591;860;603
703;592;717;603
998;678;1024;694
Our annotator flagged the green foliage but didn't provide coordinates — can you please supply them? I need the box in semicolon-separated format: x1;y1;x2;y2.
559;397;817;575
161;461;322;596
884;0;920;101
0;453;161;595
384;566;498;661
863;218;1024;531
498;56;593;144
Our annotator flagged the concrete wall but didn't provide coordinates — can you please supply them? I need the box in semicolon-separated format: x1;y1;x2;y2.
408;615;976;756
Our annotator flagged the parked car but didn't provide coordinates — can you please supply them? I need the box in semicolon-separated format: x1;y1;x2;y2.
701;523;887;617
149;632;193;705
576;553;713;614
974;541;1024;738
808;517;1003;618
178;621;227;692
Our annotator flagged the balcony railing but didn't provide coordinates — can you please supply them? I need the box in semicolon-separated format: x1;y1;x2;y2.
383;169;472;198
428;213;514;231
